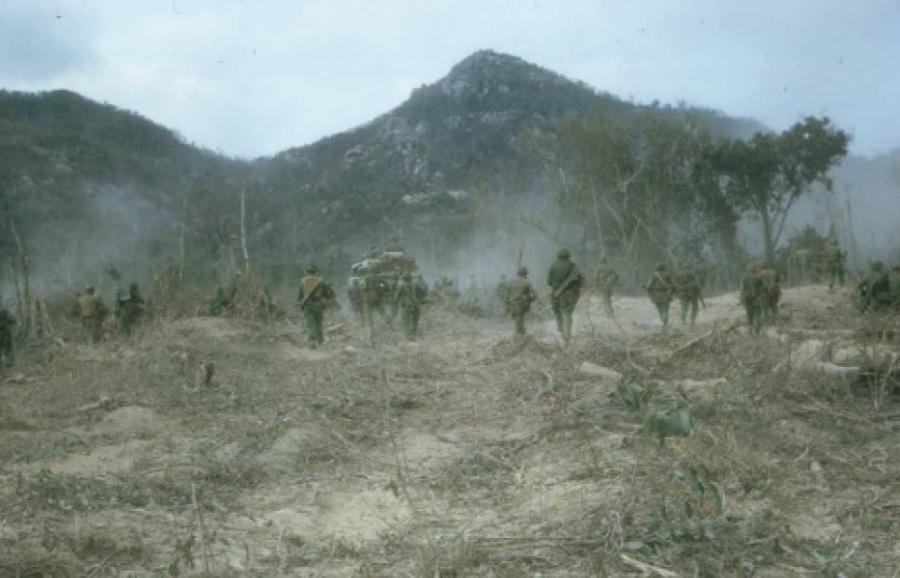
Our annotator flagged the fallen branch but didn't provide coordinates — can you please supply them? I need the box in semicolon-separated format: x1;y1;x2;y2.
191;482;212;577
620;553;680;577
666;321;740;362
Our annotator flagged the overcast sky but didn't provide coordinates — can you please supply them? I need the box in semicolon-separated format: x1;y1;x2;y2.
2;0;898;159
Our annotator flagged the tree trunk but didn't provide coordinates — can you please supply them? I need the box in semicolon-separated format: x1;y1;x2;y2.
9;219;33;338
239;188;250;275
760;210;776;265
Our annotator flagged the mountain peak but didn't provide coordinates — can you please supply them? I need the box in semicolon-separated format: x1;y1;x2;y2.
443;49;569;87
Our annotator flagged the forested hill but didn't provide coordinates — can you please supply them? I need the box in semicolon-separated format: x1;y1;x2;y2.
1;50;769;286
0;89;241;271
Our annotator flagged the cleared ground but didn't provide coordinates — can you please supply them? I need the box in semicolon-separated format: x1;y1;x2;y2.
1;285;898;576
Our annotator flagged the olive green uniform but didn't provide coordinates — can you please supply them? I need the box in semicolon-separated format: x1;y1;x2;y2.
395;276;428;338
298;273;335;347
78;291;107;343
506;274;537;335
675;270;701;326
595;263;619;316
740;269;763;333
646;269;675;328
115;284;144;337
758;267;781;322
547;255;584;342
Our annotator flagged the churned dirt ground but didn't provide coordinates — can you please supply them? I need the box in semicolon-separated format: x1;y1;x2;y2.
1;285;899;577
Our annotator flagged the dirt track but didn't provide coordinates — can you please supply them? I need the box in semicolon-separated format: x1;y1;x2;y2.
1;285;898;576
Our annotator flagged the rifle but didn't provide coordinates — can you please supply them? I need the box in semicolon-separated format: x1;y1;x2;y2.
553;267;583;299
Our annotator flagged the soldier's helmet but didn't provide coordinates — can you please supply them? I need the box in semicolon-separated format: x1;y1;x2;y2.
517;266;529;277
558;248;571;259
871;261;884;272
85;285;95;294
306;265;318;274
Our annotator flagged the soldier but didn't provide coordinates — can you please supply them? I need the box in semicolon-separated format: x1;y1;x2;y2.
675;268;702;326
506;266;537;336
758;263;782;323
547;248;585;343
861;261;891;313
115;282;144;337
595;257;619;316
496;275;509;314
823;239;846;290
257;285;284;322
740;264;763;334
395;272;428;338
297;265;336;348
347;277;365;323
0;304;15;368
646;263;675;329
78;286;108;343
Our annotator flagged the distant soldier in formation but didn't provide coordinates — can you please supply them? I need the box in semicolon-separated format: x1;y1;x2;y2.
594;257;619;316
547;248;585;343
823;239;846;290
394;272;429;338
255;285;284;324
646;263;675;329
78;286;108;343
675;267;701;326
0;304;15;367
506;266;537;336
758;263;782;322
297;265;336;348
115;282;144;337
740;264;763;334
860;261;892;313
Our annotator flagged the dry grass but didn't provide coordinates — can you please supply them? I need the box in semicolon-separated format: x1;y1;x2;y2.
0;286;898;576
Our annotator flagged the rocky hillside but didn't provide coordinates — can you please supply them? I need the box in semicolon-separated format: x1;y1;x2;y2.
257;50;764;251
